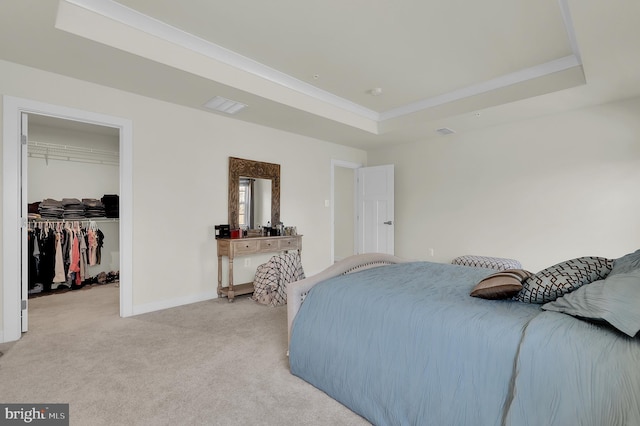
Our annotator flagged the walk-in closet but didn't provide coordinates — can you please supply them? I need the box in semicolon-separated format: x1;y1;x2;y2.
26;114;120;299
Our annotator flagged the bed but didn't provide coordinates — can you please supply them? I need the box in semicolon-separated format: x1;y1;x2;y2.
287;253;640;426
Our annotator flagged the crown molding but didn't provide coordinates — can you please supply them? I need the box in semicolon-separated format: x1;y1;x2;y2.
63;0;381;121
380;55;582;121
63;0;582;125
558;0;581;63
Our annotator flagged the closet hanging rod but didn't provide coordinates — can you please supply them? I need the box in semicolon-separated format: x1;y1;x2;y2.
27;141;119;166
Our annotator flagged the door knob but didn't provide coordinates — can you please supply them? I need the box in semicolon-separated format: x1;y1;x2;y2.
383;221;393;225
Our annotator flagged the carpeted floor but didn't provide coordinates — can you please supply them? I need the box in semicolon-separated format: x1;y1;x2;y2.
0;284;369;425
27;280;118;299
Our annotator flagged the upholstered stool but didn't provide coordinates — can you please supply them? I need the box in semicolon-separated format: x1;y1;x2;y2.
451;255;522;271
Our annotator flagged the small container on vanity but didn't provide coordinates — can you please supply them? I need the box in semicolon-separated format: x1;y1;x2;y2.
214;224;230;239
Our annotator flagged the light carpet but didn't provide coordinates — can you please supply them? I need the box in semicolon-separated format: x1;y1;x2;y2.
0;284;368;425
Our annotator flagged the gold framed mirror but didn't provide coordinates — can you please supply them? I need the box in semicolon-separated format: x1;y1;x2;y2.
228;157;280;230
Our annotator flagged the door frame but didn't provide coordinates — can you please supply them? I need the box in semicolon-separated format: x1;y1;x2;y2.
2;95;134;343
20;113;29;332
330;159;361;263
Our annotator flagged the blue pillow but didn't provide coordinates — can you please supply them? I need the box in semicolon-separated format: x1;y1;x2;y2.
542;268;640;337
610;249;640;276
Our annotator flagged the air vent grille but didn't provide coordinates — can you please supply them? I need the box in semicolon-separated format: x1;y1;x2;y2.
204;96;247;114
436;127;456;135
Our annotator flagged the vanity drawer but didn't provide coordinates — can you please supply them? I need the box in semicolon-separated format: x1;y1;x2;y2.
259;239;278;251
278;237;299;250
233;240;259;254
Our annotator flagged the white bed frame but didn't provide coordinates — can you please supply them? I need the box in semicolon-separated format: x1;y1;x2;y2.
287;253;410;345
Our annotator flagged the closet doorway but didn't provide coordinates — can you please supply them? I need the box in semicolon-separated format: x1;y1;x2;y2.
2;96;133;342
26;114;120;315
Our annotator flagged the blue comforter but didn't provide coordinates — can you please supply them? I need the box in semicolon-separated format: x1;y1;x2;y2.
506;311;640;426
289;262;540;425
289;261;640;426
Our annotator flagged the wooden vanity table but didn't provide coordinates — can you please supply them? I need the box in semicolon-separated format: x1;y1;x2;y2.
217;235;302;301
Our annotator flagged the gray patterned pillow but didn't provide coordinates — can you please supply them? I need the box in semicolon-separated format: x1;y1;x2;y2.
514;256;614;303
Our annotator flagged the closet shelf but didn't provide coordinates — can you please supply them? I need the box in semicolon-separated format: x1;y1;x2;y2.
28;218;119;223
28;141;119;166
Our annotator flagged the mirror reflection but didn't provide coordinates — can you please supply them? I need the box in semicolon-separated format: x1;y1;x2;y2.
238;177;272;229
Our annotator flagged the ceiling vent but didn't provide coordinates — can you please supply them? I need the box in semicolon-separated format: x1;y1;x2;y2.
204;96;247;114
436;127;456;135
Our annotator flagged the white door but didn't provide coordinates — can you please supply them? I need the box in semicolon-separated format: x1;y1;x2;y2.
20;113;29;332
356;164;394;255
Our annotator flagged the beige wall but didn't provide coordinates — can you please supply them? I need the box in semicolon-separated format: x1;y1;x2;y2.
334;166;355;261
27;122;119;202
0;59;366;333
4;57;640;336
368;96;640;271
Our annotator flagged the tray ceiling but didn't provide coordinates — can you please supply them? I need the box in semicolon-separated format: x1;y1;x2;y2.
1;0;640;148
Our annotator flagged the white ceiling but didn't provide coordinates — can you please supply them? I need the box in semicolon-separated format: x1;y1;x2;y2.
1;0;639;149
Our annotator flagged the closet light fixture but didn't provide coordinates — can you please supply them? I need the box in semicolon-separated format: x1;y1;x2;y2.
203;96;248;114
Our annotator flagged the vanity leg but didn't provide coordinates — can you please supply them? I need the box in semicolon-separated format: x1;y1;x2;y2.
228;257;235;302
217;255;223;298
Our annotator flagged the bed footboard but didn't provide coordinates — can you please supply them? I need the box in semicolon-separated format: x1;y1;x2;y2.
287;253;410;346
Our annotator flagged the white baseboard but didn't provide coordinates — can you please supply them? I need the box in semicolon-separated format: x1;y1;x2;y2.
131;290;219;316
